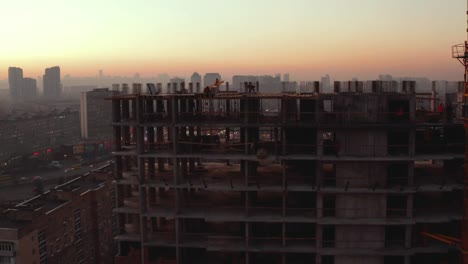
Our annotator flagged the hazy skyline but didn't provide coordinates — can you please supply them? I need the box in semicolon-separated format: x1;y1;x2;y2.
0;0;466;80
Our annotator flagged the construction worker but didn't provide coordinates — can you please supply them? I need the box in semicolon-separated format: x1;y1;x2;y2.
203;86;211;94
437;103;444;113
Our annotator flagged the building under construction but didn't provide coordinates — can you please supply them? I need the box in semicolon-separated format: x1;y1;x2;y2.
112;81;465;264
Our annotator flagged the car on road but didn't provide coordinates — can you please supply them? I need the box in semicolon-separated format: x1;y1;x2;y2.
46;160;63;169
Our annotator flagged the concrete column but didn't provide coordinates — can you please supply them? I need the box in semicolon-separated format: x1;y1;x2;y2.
404;256;411;264
316;224;323;249
176;218;181;264
317;194;323;218
407;162;414;188
406;194;413;218
316;129;323;156
408;129;415;157
431;81;437;112
315;254;322;264
282;222;286;246
315;161;322;188
409;94;416;122
188;82;193;93
405;225;412;249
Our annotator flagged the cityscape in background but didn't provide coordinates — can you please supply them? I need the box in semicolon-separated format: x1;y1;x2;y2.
1;0;468;263
0;64;466;263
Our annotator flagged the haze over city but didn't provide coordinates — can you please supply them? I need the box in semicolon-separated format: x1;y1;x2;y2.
0;0;466;80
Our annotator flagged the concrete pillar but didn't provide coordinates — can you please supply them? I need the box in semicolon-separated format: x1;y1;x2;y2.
317;194;323;218
122;83;129;94
406;194;413;218
316;129;323;156
404;256;411;264
314;81;320;94
431;81;437;112
334;81;341;93
132;83;142;94
407;162;414;187
405;225;412;249
157;83;162;94
176;218;181;264
408;129;415;157
315;254;322;264
112;83;120;92
316;225;323;248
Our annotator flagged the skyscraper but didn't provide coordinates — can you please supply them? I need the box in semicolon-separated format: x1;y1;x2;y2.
80;88;116;140
23;78;37;100
43;66;61;98
321;74;331;93
8;67;23;101
204;72;221;88
191;72;202;85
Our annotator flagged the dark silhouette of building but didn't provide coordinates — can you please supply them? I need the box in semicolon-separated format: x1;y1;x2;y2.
23;78;38;100
43;66;61;98
80;88;117;140
8;67;23;101
204;72;221;88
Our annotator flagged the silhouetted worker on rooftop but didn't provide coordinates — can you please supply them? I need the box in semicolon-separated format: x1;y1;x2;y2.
203;86;211;94
246;82;256;93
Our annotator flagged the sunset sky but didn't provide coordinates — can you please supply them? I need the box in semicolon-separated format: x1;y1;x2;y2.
0;0;466;80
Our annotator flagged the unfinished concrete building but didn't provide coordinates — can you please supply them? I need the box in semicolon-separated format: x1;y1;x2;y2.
112;80;464;264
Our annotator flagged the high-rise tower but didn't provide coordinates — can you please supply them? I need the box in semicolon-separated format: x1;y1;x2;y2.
43;66;61;98
8;67;23;101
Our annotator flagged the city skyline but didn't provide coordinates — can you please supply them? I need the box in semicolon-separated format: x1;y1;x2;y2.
0;0;466;81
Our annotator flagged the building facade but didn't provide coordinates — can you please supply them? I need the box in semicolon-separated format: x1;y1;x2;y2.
0;164;117;264
111;80;464;264
8;67;23;101
23;78;38;100
80;88;116;140
43;66;61;98
203;73;221;88
0;109;80;161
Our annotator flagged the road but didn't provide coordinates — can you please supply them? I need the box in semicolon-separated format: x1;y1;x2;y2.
0;159;113;202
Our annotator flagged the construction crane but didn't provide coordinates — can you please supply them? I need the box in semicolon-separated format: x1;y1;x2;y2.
423;1;468;262
454;0;468;262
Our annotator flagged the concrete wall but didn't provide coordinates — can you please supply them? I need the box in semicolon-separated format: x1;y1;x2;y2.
335;194;386;218
335;256;383;264
17;230;39;264
335;226;384;249
336;162;387;187
337;130;387;157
